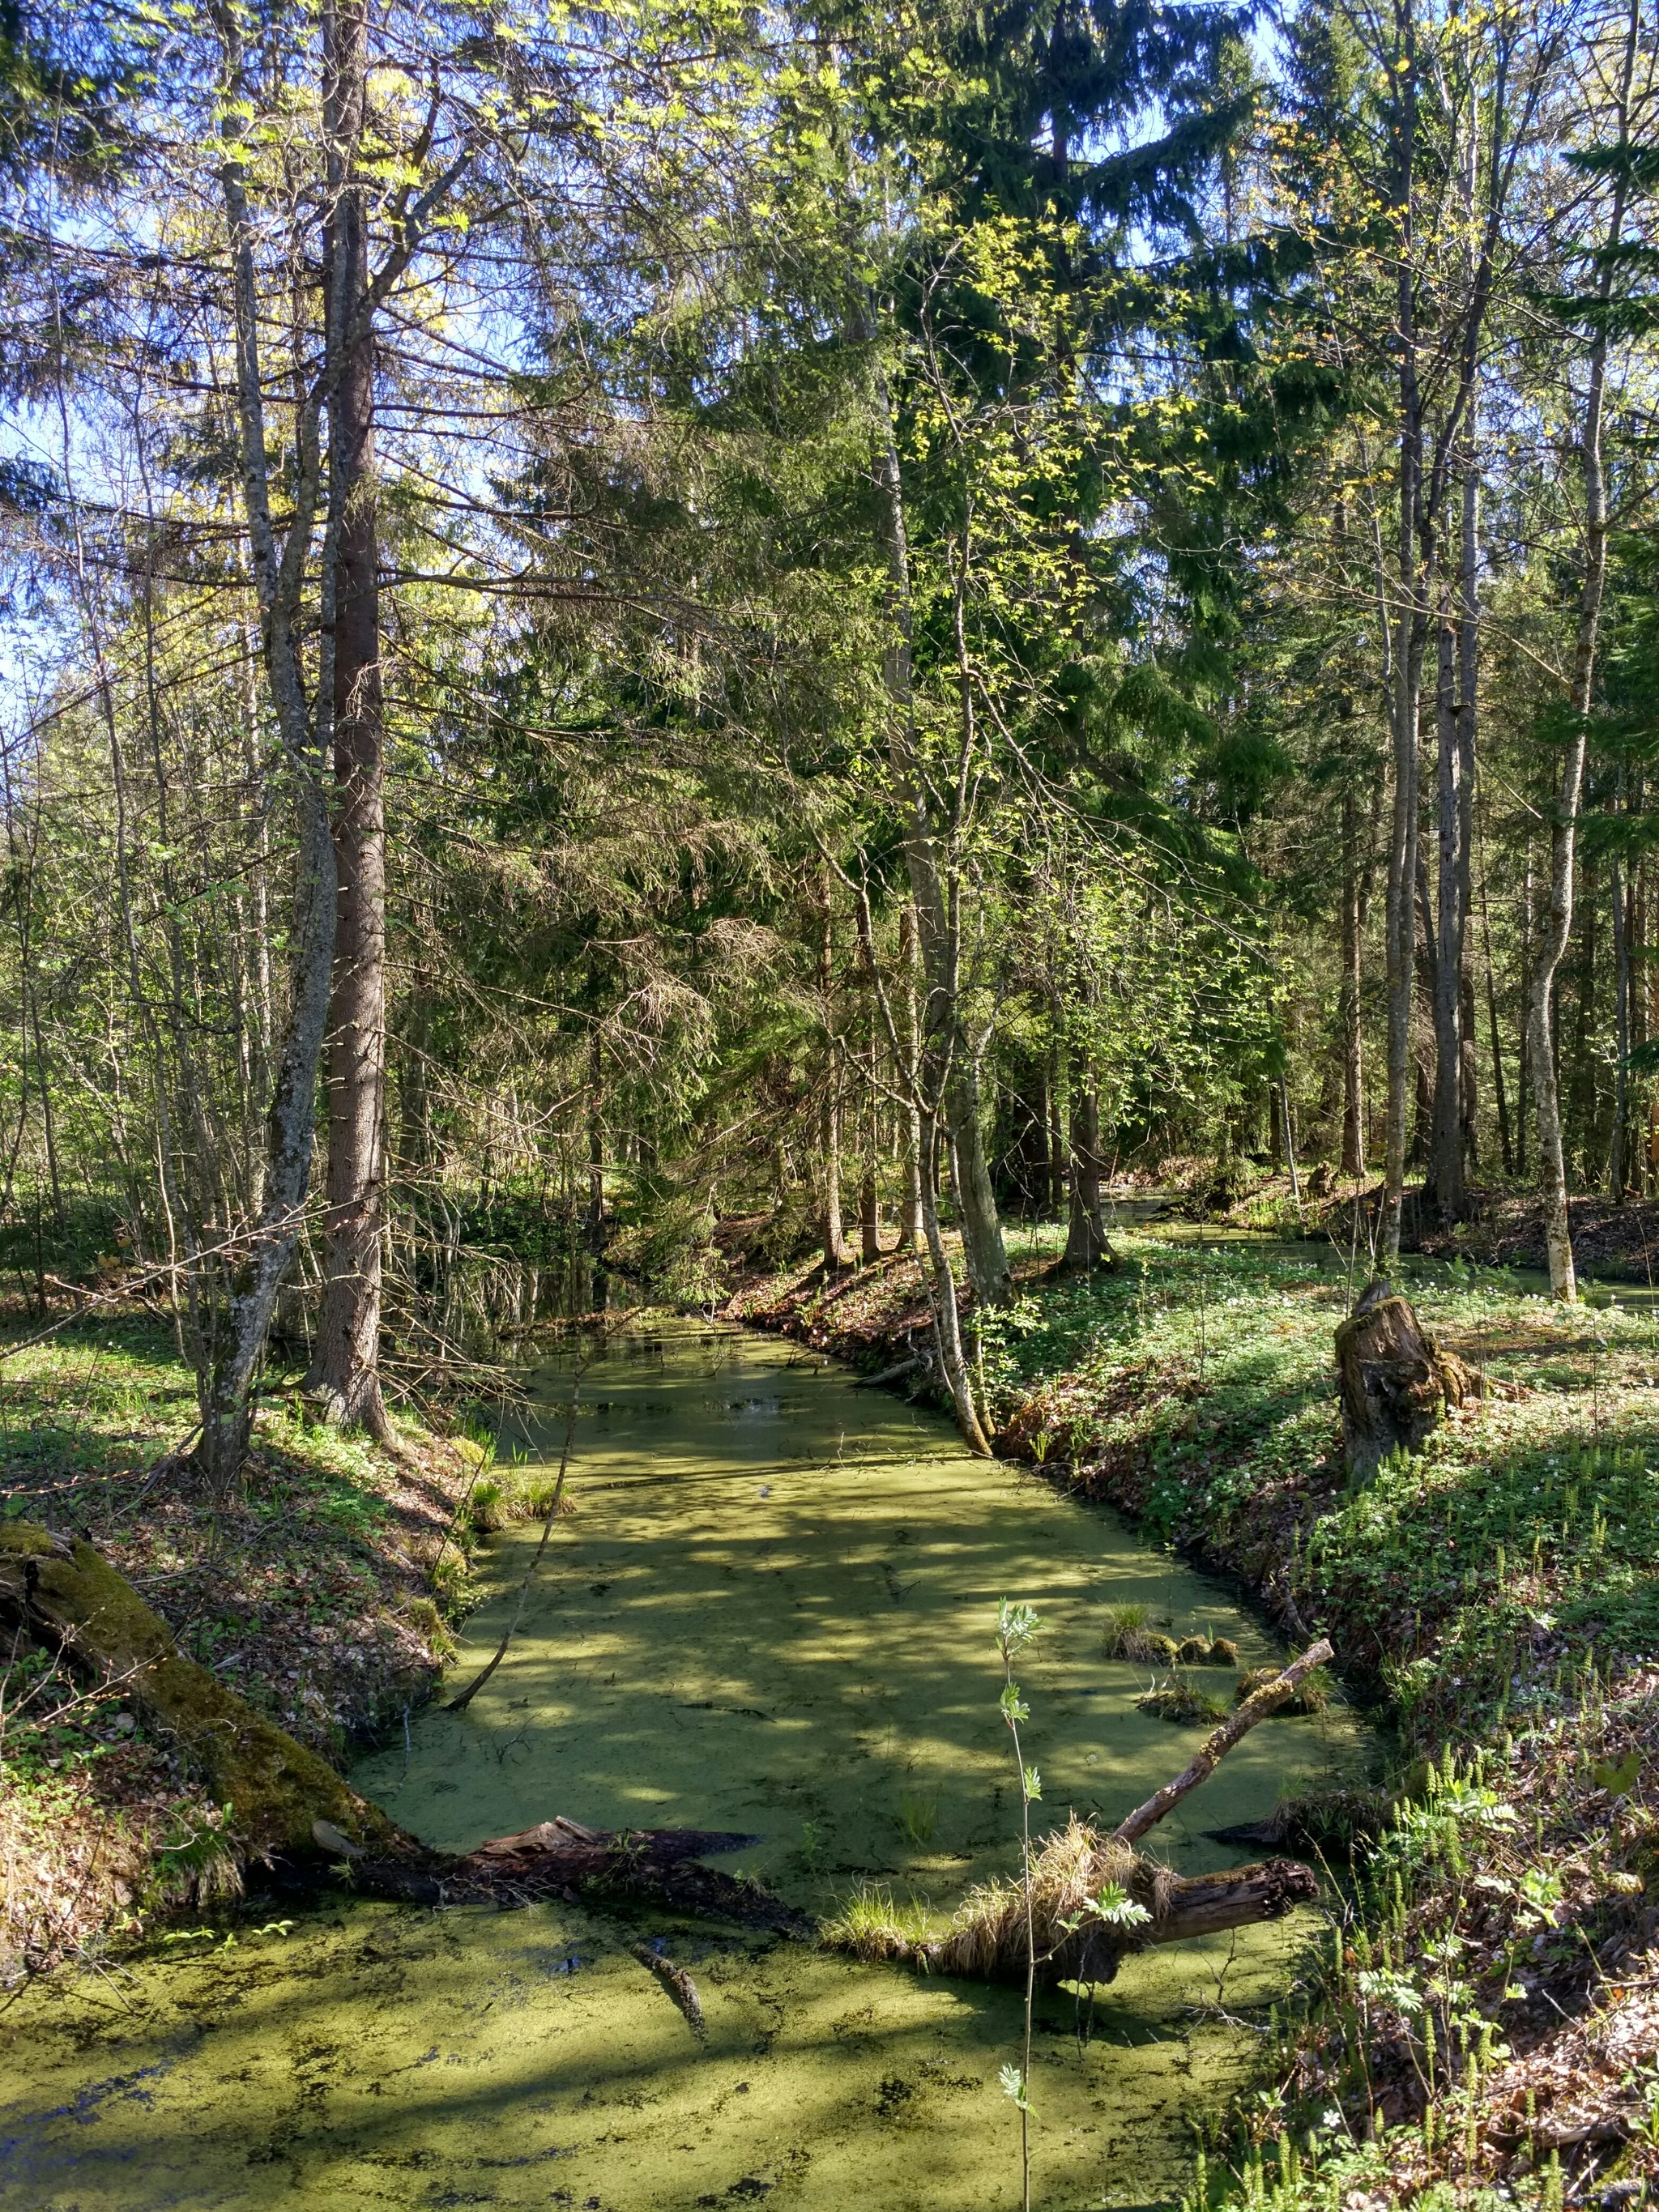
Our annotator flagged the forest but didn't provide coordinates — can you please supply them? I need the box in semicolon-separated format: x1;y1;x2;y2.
6;2;1659;2210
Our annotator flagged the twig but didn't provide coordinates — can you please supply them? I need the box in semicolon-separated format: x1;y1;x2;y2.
629;1941;707;2044
445;1351;585;1715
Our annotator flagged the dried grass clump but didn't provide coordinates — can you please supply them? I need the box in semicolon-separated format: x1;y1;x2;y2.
822;1815;1168;1987
1102;1602;1178;1664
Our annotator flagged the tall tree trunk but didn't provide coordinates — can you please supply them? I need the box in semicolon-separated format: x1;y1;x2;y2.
584;1022;605;1249
1061;1084;1115;1271
1340;784;1365;1176
1481;868;1512;1176
917;1110;990;1456
817;866;850;1271
895;905;924;1253
1456;449;1480;1182
203;6;342;1497
1525;0;1636;1300
1611;846;1631;1200
308;0;389;1438
1429;603;1466;1222
870;364;1009;1308
1530;836;1539;1176
1380;0;1422;1268
859;1170;881;1264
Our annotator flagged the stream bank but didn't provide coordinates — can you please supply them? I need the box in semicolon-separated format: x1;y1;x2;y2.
0;1314;489;1980
725;1222;1659;2203
1;1319;1362;2210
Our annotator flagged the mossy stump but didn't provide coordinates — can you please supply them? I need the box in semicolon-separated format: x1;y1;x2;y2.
1335;1281;1477;1482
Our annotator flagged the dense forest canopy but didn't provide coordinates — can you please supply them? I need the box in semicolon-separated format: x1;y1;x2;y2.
2;0;1657;1468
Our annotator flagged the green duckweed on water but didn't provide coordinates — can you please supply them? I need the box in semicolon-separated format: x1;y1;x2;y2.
0;1322;1364;2210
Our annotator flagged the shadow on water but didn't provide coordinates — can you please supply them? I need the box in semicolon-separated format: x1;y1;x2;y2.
1;1322;1368;2212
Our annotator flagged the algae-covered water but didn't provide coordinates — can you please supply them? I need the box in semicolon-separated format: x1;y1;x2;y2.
1;1322;1363;2211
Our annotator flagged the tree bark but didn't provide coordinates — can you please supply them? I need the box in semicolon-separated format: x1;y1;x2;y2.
1429;604;1467;1223
309;0;390;1438
1061;1082;1115;1271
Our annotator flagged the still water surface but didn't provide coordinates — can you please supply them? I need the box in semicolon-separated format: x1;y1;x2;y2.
2;1322;1363;2210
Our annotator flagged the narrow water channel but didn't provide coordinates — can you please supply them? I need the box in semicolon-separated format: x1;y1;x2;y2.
2;1322;1363;2211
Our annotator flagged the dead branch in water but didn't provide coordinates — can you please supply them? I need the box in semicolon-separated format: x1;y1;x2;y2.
631;1940;709;2044
1111;1638;1334;1847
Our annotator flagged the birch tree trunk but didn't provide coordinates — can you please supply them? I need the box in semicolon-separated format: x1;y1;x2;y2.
201;3;340;1498
1429;602;1466;1222
871;365;1009;1309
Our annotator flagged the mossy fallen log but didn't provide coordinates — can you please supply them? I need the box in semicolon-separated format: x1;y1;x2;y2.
0;1519;806;1935
0;1518;394;1862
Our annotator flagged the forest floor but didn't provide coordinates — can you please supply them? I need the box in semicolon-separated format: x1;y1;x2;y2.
1149;1149;1659;1281
726;1221;1659;2210
0;1311;495;1984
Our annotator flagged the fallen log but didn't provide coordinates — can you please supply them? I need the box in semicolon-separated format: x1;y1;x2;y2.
0;1518;396;1862
0;1518;806;1935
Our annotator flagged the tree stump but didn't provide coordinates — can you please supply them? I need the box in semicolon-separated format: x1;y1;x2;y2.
1334;1280;1476;1481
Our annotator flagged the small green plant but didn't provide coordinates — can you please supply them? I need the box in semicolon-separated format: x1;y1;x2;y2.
799;1818;826;1874
468;1477;506;1532
1138;1677;1230;1725
995;1596;1043;2212
898;1789;937;1847
1102;1601;1178;1664
821;1882;932;1958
